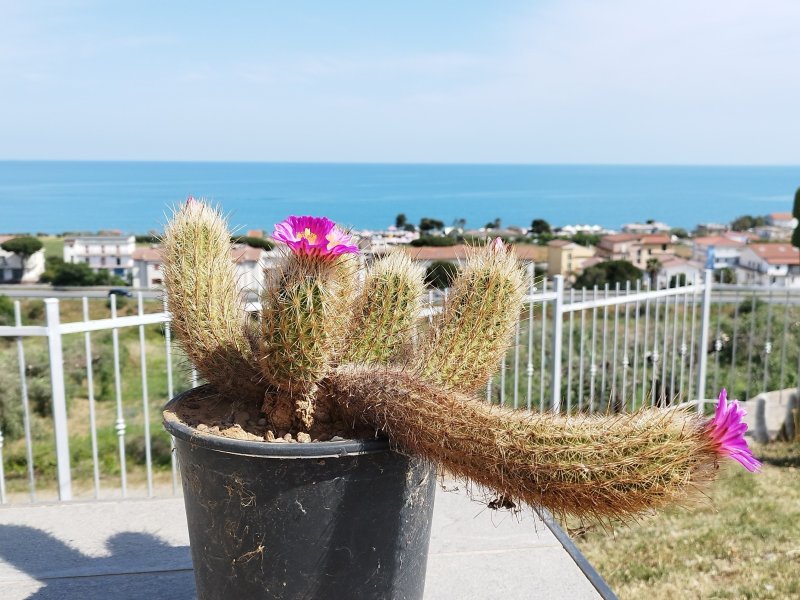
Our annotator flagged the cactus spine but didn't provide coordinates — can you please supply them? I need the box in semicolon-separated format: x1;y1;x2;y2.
342;251;425;365
417;241;525;391
325;364;719;521
161;200;264;401
259;252;357;429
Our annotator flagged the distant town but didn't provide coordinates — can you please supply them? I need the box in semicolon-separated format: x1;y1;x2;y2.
1;210;799;292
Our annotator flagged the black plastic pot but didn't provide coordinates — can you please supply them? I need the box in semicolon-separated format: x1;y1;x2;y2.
163;390;437;600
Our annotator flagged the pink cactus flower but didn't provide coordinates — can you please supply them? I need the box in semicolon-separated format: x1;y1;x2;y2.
273;215;359;258
705;389;761;472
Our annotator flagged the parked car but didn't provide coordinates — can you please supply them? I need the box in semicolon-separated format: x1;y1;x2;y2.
107;288;133;298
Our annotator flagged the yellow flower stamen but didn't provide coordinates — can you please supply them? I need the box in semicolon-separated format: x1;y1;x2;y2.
298;228;318;244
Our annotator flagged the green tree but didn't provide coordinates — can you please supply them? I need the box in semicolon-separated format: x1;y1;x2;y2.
41;257;125;286
731;215;767;231
669;273;687;288
395;213;407;229
231;235;275;251
714;267;736;284
484;218;502;230
670;228;689;239
574;260;643;289
570;232;600;247
792;187;800;250
424;260;459;289
645;258;662;286
410;235;457;247
1;236;43;272
419;217;444;232
530;219;552;235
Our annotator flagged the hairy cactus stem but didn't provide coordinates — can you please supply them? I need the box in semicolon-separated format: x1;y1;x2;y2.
324;364;721;521
161;199;266;403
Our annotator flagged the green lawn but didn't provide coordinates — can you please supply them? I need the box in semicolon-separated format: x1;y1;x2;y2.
40;236;64;262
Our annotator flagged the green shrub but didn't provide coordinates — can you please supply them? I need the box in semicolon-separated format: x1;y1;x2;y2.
410;235;456;247
425;261;459;289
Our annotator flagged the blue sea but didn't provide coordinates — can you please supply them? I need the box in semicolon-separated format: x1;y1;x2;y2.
0;161;797;234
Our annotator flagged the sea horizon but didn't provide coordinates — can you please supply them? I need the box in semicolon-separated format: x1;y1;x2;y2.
1;161;798;235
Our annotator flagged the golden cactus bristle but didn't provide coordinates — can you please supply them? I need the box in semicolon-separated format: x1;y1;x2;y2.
325;364;720;521
418;240;526;392
259;251;358;429
161;199;265;401
342;251;425;365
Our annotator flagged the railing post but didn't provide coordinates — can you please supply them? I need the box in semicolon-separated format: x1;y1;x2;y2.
44;298;72;501
550;275;564;412
696;269;713;413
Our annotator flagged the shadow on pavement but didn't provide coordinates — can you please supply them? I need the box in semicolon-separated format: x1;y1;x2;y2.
0;525;195;599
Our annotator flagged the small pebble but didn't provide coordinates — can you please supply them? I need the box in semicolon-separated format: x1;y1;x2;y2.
283;433;293;442
196;423;209;431
297;432;312;443
265;430;276;441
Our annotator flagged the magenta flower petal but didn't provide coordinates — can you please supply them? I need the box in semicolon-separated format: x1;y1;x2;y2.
705;388;761;473
272;215;358;259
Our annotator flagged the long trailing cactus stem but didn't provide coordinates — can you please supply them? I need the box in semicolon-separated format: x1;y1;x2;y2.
341;251;425;365
259;218;359;430
161;199;265;402
326;364;723;521
418;239;526;392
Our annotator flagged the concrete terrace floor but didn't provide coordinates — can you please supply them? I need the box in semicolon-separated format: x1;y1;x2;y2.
0;485;612;599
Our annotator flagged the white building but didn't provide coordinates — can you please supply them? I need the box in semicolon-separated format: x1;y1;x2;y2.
356;227;419;255
656;256;704;287
63;234;136;279
621;221;670;234
132;244;280;291
767;212;798;229
691;235;746;270
736;243;800;288
753;225;792;242
0;235;46;283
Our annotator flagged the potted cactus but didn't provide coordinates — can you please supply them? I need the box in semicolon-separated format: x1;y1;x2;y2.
161;200;759;600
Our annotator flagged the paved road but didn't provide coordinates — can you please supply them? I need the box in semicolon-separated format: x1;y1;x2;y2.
0;287;162;299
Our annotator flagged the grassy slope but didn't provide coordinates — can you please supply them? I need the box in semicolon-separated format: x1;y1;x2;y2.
571;442;800;600
40;236;64;262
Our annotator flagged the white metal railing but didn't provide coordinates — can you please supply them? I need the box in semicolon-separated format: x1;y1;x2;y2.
1;270;799;505
0;293;174;504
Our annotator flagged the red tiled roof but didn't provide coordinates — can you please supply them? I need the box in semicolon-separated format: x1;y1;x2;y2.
230;245;264;263
580;256;604;269
547;239;574;248
769;212;793;220
601;233;640;243
747;244;800;265
640;234;672;245
132;247;164;261
693;235;745;248
409;244;540;262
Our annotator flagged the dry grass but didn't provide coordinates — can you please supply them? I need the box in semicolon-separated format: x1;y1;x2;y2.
570;442;800;599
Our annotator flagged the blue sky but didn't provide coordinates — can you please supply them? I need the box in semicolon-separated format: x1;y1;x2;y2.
1;0;798;164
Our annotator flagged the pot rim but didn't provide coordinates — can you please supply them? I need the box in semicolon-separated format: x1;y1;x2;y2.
163;387;390;459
